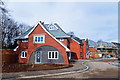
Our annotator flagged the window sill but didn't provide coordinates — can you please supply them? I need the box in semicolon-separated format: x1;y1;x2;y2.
34;42;45;43
48;58;58;59
21;57;26;58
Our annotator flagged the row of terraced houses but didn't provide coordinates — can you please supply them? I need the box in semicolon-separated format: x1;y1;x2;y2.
2;21;90;64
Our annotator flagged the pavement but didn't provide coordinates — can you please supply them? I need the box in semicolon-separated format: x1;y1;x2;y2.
2;60;88;80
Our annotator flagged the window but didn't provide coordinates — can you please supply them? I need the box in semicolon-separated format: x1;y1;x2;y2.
48;51;59;59
80;52;82;57
55;52;58;58
49;52;51;58
52;52;54;58
21;51;27;58
49;24;58;30
49;25;54;30
22;39;28;42
34;35;45;43
80;45;82;48
60;38;64;41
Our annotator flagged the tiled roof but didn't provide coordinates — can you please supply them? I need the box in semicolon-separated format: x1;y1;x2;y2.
15;27;33;39
89;40;98;47
15;22;71;52
73;37;84;45
89;40;114;48
43;23;70;38
15;23;70;39
97;41;113;47
112;42;120;48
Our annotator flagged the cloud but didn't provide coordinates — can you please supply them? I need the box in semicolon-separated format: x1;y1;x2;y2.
6;2;118;42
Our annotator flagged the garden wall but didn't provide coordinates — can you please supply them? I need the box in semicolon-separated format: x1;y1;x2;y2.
0;49;18;65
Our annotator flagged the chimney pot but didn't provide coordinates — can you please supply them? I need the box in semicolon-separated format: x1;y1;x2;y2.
42;22;44;25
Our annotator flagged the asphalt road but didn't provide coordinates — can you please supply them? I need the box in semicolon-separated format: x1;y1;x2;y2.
3;59;120;80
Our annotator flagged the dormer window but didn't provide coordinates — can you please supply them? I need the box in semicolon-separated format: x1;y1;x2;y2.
49;25;54;30
49;24;58;30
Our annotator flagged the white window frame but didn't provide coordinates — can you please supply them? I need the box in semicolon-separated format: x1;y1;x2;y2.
22;39;28;42
48;51;59;59
49;24;58;30
21;51;27;58
33;35;45;43
60;38;64;41
49;25;54;30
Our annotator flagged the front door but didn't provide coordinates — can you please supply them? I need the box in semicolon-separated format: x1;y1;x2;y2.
35;51;41;63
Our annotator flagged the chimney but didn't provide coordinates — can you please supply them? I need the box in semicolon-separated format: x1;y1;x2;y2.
42;22;44;25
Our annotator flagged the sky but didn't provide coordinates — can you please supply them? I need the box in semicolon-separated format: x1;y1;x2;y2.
5;1;118;42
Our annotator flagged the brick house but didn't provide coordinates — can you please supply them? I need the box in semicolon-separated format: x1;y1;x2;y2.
89;47;97;58
70;37;84;59
15;21;90;64
15;22;71;64
82;39;90;59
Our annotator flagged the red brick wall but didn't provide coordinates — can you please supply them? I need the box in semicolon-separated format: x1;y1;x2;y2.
0;49;18;65
89;47;97;58
22;24;69;64
82;41;87;59
70;39;83;59
18;40;28;63
58;38;70;49
82;40;90;59
89;47;97;53
0;49;17;54
18;40;28;49
58;39;67;46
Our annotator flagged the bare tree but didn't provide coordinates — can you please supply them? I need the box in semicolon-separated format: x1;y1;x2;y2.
18;23;31;35
1;1;31;49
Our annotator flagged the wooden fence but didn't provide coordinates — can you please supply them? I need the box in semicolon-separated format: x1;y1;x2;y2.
0;49;18;65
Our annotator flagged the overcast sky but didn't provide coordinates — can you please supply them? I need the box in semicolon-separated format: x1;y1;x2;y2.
5;1;118;42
